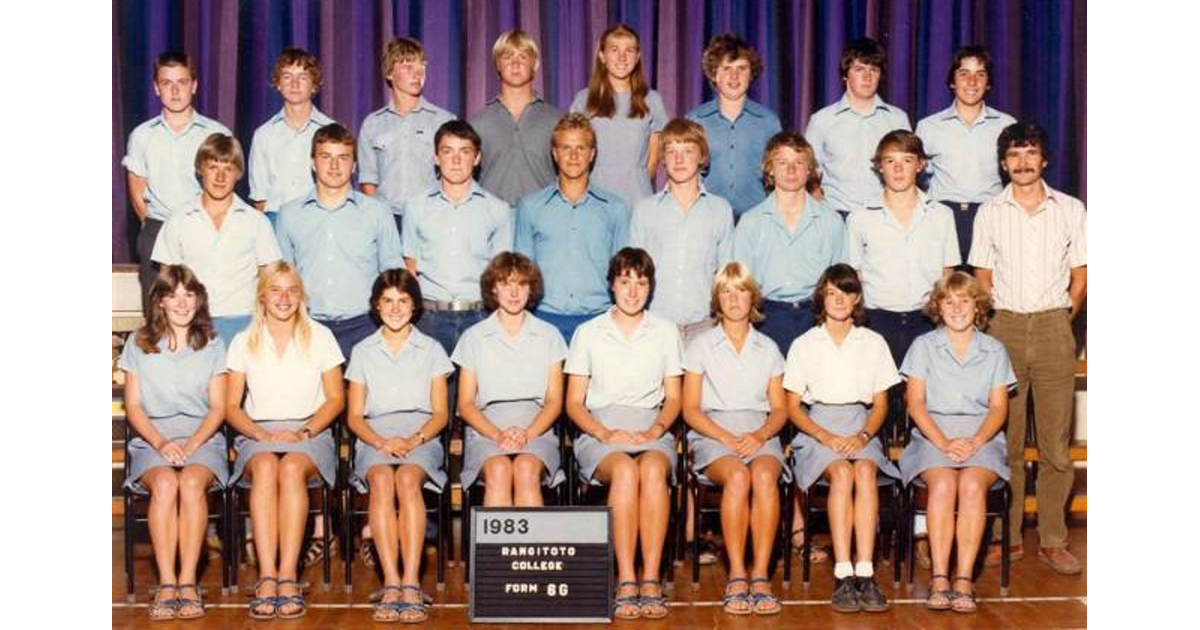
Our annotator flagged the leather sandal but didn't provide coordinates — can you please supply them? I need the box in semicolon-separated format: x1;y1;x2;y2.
613;581;641;620
638;580;669;619
951;577;977;613
722;577;752;615
148;584;178;621
174;583;205;619
749;577;782;615
373;584;404;623
247;577;278;620
395;585;428;624
925;574;952;611
275;579;307;619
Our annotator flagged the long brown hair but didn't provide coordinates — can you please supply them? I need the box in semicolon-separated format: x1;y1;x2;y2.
136;265;216;353
585;24;651;119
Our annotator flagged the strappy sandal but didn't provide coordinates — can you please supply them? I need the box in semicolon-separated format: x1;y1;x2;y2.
749;577;782;615
396;585;429;624
951;576;978;614
175;583;206;619
247;577;278;620
303;536;337;567
613;581;641;620
360;538;378;569
372;584;404;623
722;577;752;615
925;574;952;611
148;584;178;621
275;579;307;619
791;528;830;563
638;580;669;619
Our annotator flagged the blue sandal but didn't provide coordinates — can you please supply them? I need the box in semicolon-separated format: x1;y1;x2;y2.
723;577;752;615
149;584;178;621
394;585;428;624
247;577;277;620
749;577;782;615
638;580;669;619
275;579;307;619
175;583;205;619
614;581;641;620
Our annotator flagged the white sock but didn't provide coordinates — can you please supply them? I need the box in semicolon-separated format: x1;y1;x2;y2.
915;514;928;536
854;561;874;577
833;562;854;579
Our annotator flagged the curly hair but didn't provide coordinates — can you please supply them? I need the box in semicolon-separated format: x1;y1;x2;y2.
480;252;544;312
924;271;993;330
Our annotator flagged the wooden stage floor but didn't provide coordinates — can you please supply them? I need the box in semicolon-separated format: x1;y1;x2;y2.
112;521;1086;629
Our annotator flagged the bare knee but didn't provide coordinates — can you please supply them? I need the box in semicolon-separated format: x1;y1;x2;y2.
146;470;180;498
248;454;279;485
394;466;425;497
608;457;639;495
368;467;395;495
957;476;988;505
512;455;544;491
827;462;853;490
724;464;751;497
750;460;781;493
178;468;211;502
638;454;670;491
278;455;310;488
483;457;514;489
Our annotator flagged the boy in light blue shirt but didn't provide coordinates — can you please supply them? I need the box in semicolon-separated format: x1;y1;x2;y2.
248;48;334;224
358;37;455;235
123;51;231;315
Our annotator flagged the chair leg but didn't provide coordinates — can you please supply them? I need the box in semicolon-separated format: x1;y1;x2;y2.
437;485;448;590
801;488;812;587
221;488;232;595
124;491;136;603
905;486;916;588
691;481;701;590
462;486;472;584
780;480;792;589
230;488;241;593
891;484;902;587
1000;485;1011;596
343;489;353;594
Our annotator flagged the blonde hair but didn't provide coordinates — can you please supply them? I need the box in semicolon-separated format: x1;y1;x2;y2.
492;29;540;73
381;37;426;83
660;118;710;168
710;261;765;323
247;262;313;357
925;271;993;330
585;24;650;119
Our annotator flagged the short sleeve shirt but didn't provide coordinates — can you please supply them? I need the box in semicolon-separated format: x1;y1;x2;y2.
345;327;453;417
570;89;670;207
151;195;282;317
629;187;734;324
803;93;911;214
915;104;1016;203
401;182;514;301
247;106;335;213
563;309;684;409
226;321;345;421
275;190;406;320
846;191;960;311
119;335;227;420
782;325;900;404
122;112;232;222
967;182;1087;313
357;97;456;215
686;98;783;217
451;312;568;408
468;96;561;205
683;325;784;413
731;192;848;302
899;328;1017;416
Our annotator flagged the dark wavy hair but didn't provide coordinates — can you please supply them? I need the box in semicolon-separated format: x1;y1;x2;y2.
370;268;424;326
811;263;867;327
480;252;544;312
136;265;216;353
607;247;657;300
840;37;886;78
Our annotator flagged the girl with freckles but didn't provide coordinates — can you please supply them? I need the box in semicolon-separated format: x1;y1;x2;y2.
898;272;1016;613
345;268;452;623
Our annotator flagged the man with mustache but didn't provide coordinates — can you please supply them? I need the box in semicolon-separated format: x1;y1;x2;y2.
968;122;1087;575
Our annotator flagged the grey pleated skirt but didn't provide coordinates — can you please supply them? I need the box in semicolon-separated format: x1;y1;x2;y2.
789;403;900;490
898;412;1011;484
125;415;230;494
232;419;337;487
573;405;678;486
460;400;564;490
351;411;447;493
687;409;789;483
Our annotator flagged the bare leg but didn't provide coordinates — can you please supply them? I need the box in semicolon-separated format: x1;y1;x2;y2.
481;456;514;507
954;468;998;581
593;453;639;584
395;465;427;586
636;451;672;583
276;453;317;614
176;465;214;586
141;467;181;585
748;457;782;578
852;460;879;564
704;457;750;579
922;468;958;581
368;466;401;587
825;461;854;564
512;454;546;507
246;454;280;582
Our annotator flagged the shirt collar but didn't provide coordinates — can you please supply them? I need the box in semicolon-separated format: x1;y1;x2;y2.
765;191;828;226
931;327;1001;364
267;106;333;129
479;310;544;341
183;193;255;216
486;93;547;107
597;306;656;341
710;324;767;352
550;183;612;206
654;184;710;206
863;190;936;224
938;103;1003;125
430;181;486;204
364;327;433;357
997;180;1062;215
302;188;362;212
833;92;890;116
150;110;215;133
816;323;867;345
386;96;436;117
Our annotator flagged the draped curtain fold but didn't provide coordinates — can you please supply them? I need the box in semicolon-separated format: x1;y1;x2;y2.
114;0;1085;262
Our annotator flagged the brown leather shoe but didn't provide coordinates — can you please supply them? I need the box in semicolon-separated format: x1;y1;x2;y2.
983;542;1024;567
1038;546;1082;575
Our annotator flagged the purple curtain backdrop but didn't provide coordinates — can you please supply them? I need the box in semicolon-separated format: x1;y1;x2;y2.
113;0;1085;263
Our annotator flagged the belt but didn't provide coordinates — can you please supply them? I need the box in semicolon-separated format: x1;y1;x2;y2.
765;298;813;310
995;308;1069;320
423;299;483;312
939;200;979;213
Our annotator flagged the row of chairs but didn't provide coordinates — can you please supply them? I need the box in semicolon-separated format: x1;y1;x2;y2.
123;401;1012;601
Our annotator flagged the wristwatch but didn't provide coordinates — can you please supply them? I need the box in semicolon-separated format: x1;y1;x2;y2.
857;430;871;442
300;427;313;439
